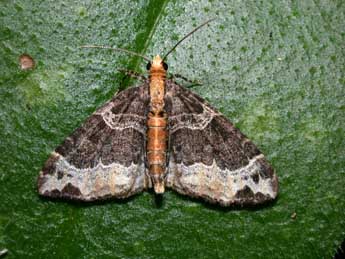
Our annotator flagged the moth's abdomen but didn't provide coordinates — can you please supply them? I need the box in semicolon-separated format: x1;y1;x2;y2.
147;112;167;193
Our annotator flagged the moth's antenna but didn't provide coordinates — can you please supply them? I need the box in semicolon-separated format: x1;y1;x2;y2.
162;18;216;61
80;45;151;62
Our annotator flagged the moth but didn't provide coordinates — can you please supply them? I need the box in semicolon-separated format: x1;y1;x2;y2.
38;19;278;206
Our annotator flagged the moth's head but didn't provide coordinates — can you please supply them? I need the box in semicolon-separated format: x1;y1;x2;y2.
146;55;168;71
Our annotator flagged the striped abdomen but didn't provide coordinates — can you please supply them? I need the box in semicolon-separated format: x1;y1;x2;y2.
147;111;167;193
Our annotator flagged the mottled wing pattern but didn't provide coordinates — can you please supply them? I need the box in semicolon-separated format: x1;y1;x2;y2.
38;83;151;201
164;80;278;206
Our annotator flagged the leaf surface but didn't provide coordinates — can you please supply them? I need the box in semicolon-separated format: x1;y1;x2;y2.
0;1;344;258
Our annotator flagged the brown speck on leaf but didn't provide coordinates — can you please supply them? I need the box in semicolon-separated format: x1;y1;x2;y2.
19;54;35;70
291;212;297;220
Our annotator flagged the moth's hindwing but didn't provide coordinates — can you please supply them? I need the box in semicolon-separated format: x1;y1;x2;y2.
38;84;151;201
164;80;279;206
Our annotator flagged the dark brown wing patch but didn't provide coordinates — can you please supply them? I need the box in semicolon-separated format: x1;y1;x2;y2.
38;84;151;201
164;80;278;206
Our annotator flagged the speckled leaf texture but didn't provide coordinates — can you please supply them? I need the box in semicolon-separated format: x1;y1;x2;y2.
0;1;344;258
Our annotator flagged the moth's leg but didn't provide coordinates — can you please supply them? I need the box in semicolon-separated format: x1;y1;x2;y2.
118;68;147;81
169;73;202;88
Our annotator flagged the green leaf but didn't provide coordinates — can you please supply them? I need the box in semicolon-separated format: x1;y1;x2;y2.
1;1;344;258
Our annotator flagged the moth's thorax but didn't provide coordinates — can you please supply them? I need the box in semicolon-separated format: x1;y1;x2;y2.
149;55;166;112
147;55;168;194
